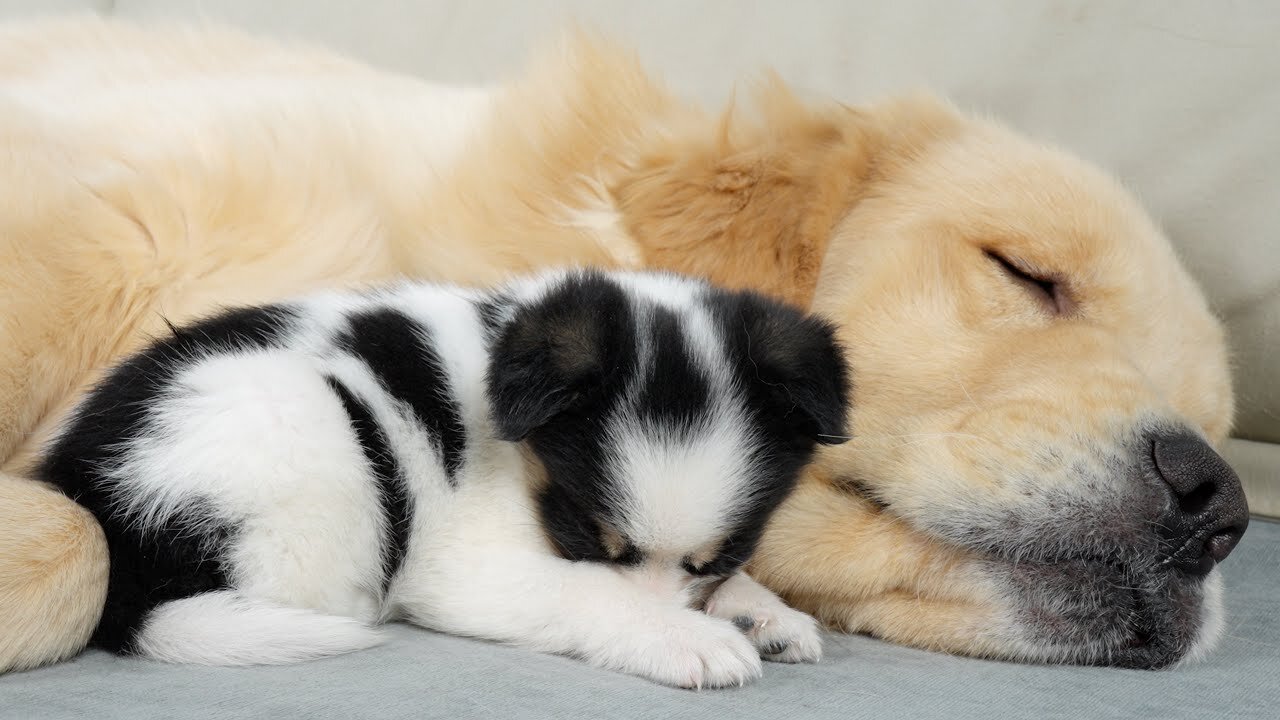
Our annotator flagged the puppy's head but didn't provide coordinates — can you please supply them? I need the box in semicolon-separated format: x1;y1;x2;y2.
487;269;849;598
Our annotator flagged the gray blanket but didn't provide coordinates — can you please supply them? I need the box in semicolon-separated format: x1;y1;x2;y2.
4;520;1276;719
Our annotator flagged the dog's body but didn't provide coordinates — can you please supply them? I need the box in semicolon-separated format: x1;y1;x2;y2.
0;18;1248;672
38;269;846;687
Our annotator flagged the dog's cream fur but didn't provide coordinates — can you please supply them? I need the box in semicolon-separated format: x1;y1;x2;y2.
0;17;1233;672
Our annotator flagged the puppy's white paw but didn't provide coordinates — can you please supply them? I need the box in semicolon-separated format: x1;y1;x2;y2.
705;574;823;663
605;609;763;689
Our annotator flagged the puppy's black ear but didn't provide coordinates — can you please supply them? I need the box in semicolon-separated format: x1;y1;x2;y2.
720;292;852;445
486;275;633;442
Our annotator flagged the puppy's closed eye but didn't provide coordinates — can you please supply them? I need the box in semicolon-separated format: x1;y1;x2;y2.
682;560;711;576
984;249;1075;316
682;558;726;578
599;524;644;566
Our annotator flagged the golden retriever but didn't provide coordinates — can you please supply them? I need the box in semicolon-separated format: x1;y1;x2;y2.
0;17;1246;672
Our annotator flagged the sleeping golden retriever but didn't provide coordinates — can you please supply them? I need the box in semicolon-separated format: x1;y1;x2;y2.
0;17;1248;672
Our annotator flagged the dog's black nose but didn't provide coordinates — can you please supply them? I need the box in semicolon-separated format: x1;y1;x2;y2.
1150;430;1249;577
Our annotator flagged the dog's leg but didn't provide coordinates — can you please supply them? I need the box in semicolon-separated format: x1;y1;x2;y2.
0;472;108;673
402;549;763;688
704;571;823;663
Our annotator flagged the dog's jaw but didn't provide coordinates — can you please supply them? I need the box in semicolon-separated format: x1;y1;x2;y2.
751;465;1234;669
991;555;1222;668
1177;572;1226;666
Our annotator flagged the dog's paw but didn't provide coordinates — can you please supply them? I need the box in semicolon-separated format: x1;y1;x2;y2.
704;573;823;663
605;609;763;689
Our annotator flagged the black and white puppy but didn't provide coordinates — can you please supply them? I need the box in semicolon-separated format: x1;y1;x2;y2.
40;268;850;688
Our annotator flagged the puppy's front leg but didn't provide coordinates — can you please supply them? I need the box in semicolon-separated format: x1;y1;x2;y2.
705;571;823;663
408;550;762;688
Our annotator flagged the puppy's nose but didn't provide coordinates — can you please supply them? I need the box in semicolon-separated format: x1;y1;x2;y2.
1150;430;1249;577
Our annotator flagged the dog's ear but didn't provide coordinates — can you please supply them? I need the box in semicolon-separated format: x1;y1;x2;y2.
486;275;632;442
613;85;962;309
611;79;876;309
721;291;852;445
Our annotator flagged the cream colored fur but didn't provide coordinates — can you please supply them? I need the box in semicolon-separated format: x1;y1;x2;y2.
0;17;1232;672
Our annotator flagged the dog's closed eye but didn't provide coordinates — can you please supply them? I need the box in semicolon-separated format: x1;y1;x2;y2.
984;249;1075;316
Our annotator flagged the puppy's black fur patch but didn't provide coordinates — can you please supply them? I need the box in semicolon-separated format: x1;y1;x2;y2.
699;288;851;575
708;289;851;446
488;274;640;563
634;305;711;434
487;275;637;443
325;376;412;595
336;308;467;486
474;292;513;346
38;304;297;651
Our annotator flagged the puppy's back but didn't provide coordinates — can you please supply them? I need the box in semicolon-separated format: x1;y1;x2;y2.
37;286;486;655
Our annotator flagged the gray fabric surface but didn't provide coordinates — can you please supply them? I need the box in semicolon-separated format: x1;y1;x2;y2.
2;520;1276;719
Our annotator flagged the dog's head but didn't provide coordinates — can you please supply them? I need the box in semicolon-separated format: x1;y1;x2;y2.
610;86;1246;667
486;269;850;600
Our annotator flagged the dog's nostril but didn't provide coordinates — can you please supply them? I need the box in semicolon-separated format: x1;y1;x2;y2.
1147;429;1250;576
1205;527;1244;564
1177;481;1216;515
